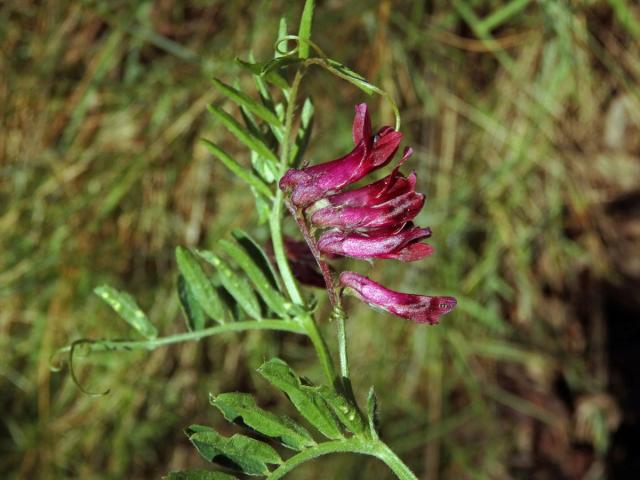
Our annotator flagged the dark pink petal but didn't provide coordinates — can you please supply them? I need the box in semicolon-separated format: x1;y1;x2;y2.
317;224;432;261
370;129;402;168
323;148;415;209
311;191;425;230
339;271;456;324
352;103;372;145
280;142;368;207
279;105;404;207
376;242;434;261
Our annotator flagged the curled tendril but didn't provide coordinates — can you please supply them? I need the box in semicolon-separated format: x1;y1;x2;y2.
273;35;401;131
275;35;328;59
68;339;111;397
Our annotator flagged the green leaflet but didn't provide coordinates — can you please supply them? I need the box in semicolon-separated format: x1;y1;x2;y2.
275;17;288;59
261;56;303;76
317;385;367;435
94;285;157;339
235;58;289;90
177;274;207;331
298;0;315;59
201;140;273;199
250;150;279;184
211;78;281;128
326;59;376;95
257;359;343;440
231;229;281;291
206;104;279;165
211;392;316;450
186;425;281;476
218;239;288;318
196;250;262;321
164;471;237;480
175;247;226;324
367;387;379;440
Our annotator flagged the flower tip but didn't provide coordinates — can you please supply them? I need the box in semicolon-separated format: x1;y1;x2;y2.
353;103;372;145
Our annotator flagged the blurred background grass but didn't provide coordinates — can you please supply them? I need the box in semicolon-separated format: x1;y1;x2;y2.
2;0;640;478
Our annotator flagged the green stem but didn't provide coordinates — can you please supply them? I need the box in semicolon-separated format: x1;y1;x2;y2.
267;436;418;480
336;311;349;380
54;320;305;356
270;69;305;306
301;314;337;386
267;68;337;387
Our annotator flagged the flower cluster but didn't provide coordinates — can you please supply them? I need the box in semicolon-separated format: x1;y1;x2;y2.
279;104;456;325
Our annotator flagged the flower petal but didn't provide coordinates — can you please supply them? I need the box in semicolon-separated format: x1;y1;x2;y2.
352;103;372;145
317;224;431;261
339;271;456;324
311;191;425;230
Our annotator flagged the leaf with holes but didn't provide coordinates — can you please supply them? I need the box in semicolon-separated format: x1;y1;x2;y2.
186;425;281;476
211;392;316;450
317;385;366;435
164;471;238;480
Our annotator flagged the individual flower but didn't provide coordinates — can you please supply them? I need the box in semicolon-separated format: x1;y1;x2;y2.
339;271;456;324
279;104;402;207
317;223;434;262
319;148;416;210
311;190;425;230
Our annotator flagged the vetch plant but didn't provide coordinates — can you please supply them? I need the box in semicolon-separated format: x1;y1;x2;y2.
53;2;456;478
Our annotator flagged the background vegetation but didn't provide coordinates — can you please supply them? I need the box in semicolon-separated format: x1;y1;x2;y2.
2;0;639;478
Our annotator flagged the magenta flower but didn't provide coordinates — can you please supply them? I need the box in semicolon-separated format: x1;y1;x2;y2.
279;103;456;324
279;104;402;207
317;224;434;262
339;272;456;324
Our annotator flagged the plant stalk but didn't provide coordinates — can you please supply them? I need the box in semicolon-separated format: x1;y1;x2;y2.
54;320;306;356
270;69;306;306
266;436;418;480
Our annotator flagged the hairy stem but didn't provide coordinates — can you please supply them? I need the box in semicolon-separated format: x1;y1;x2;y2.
287;203;338;307
288;202;352;392
266;436;418;480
